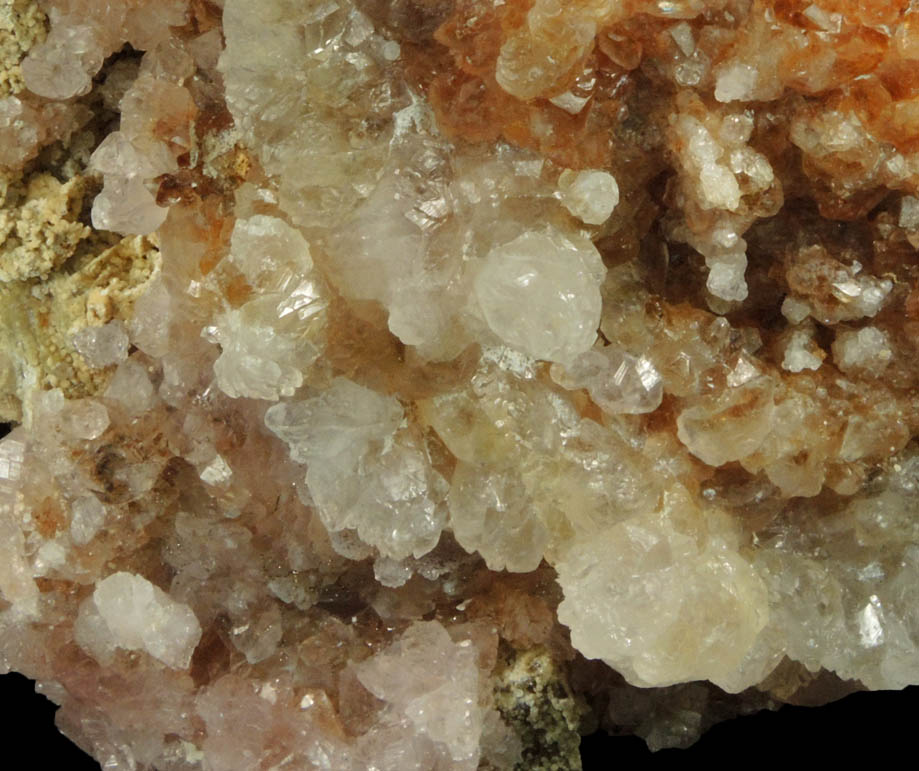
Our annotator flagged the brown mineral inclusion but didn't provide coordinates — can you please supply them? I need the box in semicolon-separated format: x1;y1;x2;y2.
2;0;919;768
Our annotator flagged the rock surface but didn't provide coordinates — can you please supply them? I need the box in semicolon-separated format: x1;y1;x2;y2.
2;0;919;768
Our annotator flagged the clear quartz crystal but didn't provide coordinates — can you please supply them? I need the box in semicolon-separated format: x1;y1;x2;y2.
551;347;663;415
677;376;776;466
22;24;103;100
92;175;168;234
782;331;823;372
556;507;768;691
105;359;155;413
714;62;759;103
72;320;130;368
69;495;106;545
266;379;447;560
355;621;484;764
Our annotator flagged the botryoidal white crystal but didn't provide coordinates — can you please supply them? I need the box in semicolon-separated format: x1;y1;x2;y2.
474;228;606;364
557;169;620;225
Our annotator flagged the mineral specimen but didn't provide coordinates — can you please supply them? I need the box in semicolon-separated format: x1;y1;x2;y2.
3;0;919;767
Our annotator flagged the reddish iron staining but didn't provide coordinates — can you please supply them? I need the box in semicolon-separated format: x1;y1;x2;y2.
404;0;625;168
156;174;199;207
393;0;919;178
195;100;234;139
222;272;252;309
34;496;65;538
905;285;919;320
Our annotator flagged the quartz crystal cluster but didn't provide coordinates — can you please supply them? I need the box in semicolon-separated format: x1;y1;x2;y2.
3;0;919;767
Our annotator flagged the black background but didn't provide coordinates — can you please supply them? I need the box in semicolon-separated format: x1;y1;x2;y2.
1;671;915;768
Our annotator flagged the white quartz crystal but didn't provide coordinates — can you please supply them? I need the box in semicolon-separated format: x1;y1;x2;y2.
551;347;663;415
73;320;130;368
22;23;103;99
670;23;695;56
706;253;749;302
266;378;447;560
781;328;824;372
556;504;768;691
549;90;592;114
209;305;307;401
0;436;24;484
69;495;107;545
210;215;327;401
0;435;38;617
89;131;173;180
91;175;168;235
448;463;549;573
63;399;110;441
677;376;775;466
355;621;484;764
832;327;893;374
228;215;313;289
715;62;759;103
76;572;202;669
105;359;155;413
265;378;403;467
675;115;742;211
781;296;812;324
900;195;919;230
32;390;110;441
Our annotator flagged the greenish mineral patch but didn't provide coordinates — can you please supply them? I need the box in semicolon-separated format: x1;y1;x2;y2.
493;648;587;771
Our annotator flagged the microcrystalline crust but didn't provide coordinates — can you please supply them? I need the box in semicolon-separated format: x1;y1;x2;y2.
4;0;919;768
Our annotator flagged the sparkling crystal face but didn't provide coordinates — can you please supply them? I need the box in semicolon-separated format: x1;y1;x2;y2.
3;0;919;767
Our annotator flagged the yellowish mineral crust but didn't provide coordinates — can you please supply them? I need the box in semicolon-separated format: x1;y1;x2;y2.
0;0;46;98
3;0;919;768
0;164;160;421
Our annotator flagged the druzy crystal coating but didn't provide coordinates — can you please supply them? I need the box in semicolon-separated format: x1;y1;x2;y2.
2;0;919;768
